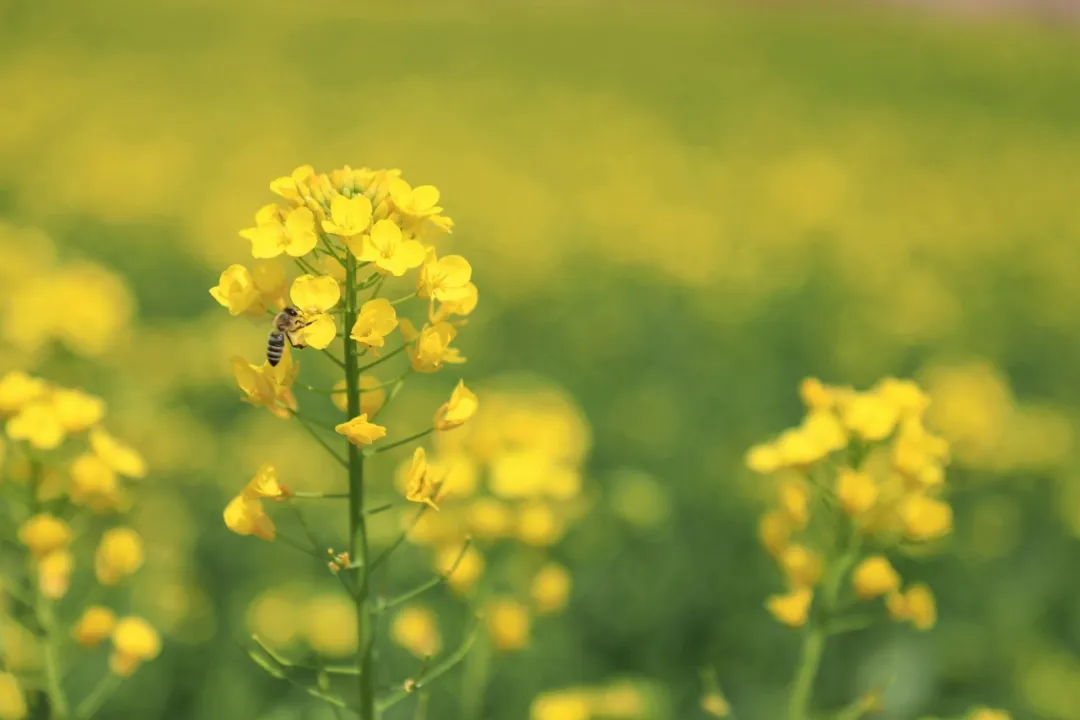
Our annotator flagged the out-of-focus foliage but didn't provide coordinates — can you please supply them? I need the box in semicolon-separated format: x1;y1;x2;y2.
2;0;1080;718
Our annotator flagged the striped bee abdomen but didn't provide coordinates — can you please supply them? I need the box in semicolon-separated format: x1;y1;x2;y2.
267;331;285;366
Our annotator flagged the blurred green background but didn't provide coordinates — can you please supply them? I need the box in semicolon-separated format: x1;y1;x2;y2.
3;0;1080;718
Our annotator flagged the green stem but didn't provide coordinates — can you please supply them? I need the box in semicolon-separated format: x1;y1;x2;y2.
290;492;350;500
74;674;121;719
289;410;348;469
368;428;434;456
389;292;416;306
358;344;409;374
344;251;376;720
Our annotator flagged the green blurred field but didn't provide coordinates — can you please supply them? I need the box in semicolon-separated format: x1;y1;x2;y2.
3;1;1080;718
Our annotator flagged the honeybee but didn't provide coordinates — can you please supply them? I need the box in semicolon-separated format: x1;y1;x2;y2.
267;306;312;367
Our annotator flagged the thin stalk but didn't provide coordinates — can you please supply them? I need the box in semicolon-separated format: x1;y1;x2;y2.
29;461;70;719
358;343;409;374
368;428;434;456
74;674;121;719
289;410;348;469
290;492;350;500
389;292;417;306
344;251;377;720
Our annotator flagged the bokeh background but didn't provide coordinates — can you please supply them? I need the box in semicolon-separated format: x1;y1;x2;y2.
3;0;1080;718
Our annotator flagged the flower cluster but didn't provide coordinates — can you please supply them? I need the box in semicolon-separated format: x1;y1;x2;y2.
0;370;159;718
214;164;482;719
529;678;668;720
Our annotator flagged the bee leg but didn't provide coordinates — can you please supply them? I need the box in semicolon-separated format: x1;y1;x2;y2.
285;331;308;350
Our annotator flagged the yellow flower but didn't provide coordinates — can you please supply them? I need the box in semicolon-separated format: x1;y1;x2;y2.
779;545;822;588
485;598;531;652
72;606;117;649
777;479;810;529
269;164;315;203
434;380;479;430
899;494;953;541
701;691;731;718
401;319;466;373
90;427;147;479
745;443;782;474
242;204;318;258
303;594;358;657
223;493;276;541
436;543;485;595
404;447;440;510
350;298;398;351
843;392;900;442
95;527;144;585
758;510;792;558
6;400;65;450
335;414;387;446
886;583;936;630
245;464;285;498
69;453;124;512
836;468;878;517
232;354;298;419
875;378;930;418
766;588;813;628
209;264;261;316
17;514;72;559
467;497;513;539
288;274;341;350
968;708;1011;720
331;375;386;416
517;502;564;546
852;555;901;599
531;563;572;614
0;371;47;414
390;606;441;657
109;617;161;676
38;550;74;600
51;388;105;433
389;178;443;217
530;693;591;720
346;219;426;277
417;250;473;302
429;281;479;323
322;194;373;237
0;672;27;720
799;377;834;411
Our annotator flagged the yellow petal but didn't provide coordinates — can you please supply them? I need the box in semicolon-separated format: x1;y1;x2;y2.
290;274;341;313
294;313;336;350
90;428;147;479
284;207;318;256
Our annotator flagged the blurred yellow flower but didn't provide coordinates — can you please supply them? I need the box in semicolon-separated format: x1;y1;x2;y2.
232;354;298;419
304;594;358;657
531;563;572;614
288;274;340;349
38;549;74;600
245;464;285;498
467;497;513;539
530;693;591;720
332;375;386;416
701;690;731;717
90;427;147;479
50;388;105;433
0;371;47;415
223;493;276;541
401;320;465;373
758;510;792;558
6;400;65;450
517;502;563;546
777;479;810;529
843;392;899;442
0;672;27;720
390;606;441;657
485;598;531;652
350;298;398;351
836;468;878;517
72;605;118;649
766;588;813;628
17;514;72;559
322;194;373;237
899;494;953;541
876;378;930;418
887;583;936;630
745;443;782;474
335;414;387;447
779;545;822;588
852;555;900;600
404;447;440;510
968;708;1011;720
347;219;426;277
437;543;484;595
109;617;161;676
95;527;144;585
434;380;479;431
799;378;834;411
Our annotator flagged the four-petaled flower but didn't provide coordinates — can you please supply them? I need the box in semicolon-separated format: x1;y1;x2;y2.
232;353;298;419
389;178;443;218
346;220;425;277
242;204;319;259
289;274;341;349
350;298;398;352
323;195;374;237
434;380;478;430
401;319;466;373
223;465;286;542
335;414;387;447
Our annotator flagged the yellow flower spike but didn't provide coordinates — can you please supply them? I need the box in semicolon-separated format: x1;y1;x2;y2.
390;606;442;658
0;672;28;720
6;400;65;450
17;514;72;559
388;178;443;218
484;598;531;652
777;479;810;529
836;468;878;517
223;493;276;541
109;617;161;676
758;510;792;558
779;544;823;588
350;298;398;351
331;375;386;416
94;527;144;586
346;219;426;277
401;319;466;373
72;606;117;649
0;371;46;415
69;453;123;511
968;707;1012;720
334;414;387;447
322;194;374;237
852;555;901;600
51;388;105;433
745;442;782;474
270;164;316;203
404;447;440;510
209;264;261;316
288;274;340;350
436;543;484;595
766;587;813;628
417;250;473;303
531;563;572;614
434;380;479;431
899;494;953;541
245;464;284;499
842;391;900;442
89;427;147;479
38;549;74;600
